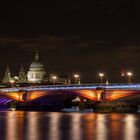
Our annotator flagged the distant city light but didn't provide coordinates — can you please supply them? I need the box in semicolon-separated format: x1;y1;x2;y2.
52;76;57;79
14;76;19;80
127;72;132;76
74;74;80;84
10;79;15;88
99;73;104;84
99;73;104;77
74;74;79;78
52;76;57;84
10;79;15;83
127;72;133;84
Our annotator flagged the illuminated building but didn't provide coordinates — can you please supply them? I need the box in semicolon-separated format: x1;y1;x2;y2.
2;66;11;83
27;52;46;83
18;65;27;83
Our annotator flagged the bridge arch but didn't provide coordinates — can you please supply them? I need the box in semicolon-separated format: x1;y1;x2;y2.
0;95;18;106
0;91;24;102
26;89;100;105
106;90;140;102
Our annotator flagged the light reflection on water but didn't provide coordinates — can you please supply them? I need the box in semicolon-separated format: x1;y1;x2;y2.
0;111;140;140
124;115;137;140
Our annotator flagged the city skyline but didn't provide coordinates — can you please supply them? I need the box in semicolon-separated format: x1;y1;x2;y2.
0;50;136;84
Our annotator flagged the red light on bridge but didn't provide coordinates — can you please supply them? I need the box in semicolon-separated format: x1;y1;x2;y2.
121;70;125;77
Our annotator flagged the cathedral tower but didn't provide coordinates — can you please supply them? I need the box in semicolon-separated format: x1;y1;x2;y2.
3;66;11;83
18;65;27;83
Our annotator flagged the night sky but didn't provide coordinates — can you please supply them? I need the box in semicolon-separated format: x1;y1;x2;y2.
0;0;140;83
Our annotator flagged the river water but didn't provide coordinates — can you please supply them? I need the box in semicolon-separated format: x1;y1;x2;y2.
0;111;140;140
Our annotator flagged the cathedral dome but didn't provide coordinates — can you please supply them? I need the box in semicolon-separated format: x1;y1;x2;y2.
29;52;44;69
27;52;46;83
30;61;44;69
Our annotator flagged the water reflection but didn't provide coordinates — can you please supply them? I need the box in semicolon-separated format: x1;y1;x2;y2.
49;113;61;140
6;111;24;140
96;114;108;140
81;113;96;140
0;111;140;140
110;114;124;140
26;112;39;140
124;114;137;140
70;113;82;140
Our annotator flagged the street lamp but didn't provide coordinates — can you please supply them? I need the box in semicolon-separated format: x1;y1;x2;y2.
74;74;79;84
99;73;104;85
52;76;57;84
14;76;19;81
10;79;15;88
127;72;133;84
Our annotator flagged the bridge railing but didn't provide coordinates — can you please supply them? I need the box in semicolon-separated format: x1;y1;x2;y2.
1;84;140;92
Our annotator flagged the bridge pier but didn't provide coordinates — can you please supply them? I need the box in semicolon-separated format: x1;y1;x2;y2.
94;101;138;113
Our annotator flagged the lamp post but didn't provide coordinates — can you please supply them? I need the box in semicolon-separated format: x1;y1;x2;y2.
127;72;132;84
14;76;19;81
52;76;57;84
10;79;15;88
74;74;79;84
99;73;104;85
14;76;19;86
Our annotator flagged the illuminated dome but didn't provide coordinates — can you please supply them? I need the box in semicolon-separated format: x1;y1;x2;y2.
30;52;44;69
27;52;46;83
30;61;44;69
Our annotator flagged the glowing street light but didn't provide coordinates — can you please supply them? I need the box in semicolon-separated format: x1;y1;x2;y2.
14;76;19;81
99;73;104;85
74;74;79;84
127;72;133;84
10;79;15;88
121;73;125;77
52;76;57;84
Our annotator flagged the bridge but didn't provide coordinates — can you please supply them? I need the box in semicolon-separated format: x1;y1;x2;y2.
0;84;140;112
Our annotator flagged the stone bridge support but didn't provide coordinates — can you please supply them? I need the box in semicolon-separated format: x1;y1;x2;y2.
94;88;139;112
